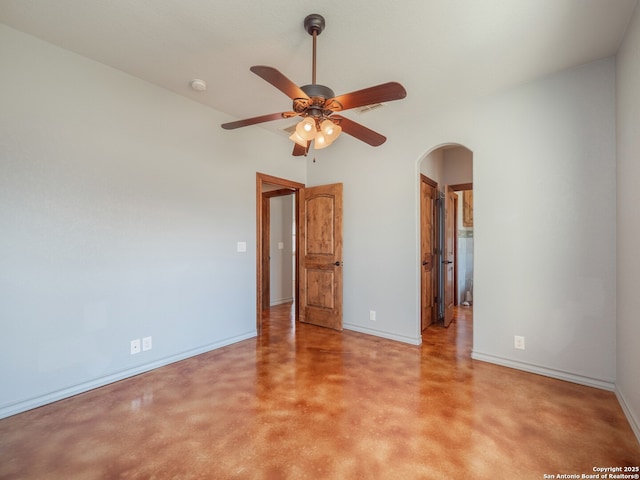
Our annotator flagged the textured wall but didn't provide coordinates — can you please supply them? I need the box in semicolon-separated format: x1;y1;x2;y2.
0;25;305;418
616;2;640;441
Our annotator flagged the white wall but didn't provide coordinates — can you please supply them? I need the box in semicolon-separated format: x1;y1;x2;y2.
0;25;305;418
442;147;472;186
308;56;617;389
470;58;617;389
306;139;422;344
420;148;444;184
616;3;640;441
269;195;294;306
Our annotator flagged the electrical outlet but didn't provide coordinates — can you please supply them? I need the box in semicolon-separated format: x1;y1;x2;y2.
142;336;152;351
369;310;376;321
514;335;525;350
130;339;141;355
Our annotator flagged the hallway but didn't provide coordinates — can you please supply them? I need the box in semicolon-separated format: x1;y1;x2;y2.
1;304;638;479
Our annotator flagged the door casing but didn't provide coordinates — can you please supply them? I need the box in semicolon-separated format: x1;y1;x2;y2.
256;173;304;332
262;188;296;309
443;186;456;327
449;182;473;310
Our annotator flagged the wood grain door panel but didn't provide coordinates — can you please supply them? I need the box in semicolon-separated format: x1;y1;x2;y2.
420;175;437;331
299;183;343;331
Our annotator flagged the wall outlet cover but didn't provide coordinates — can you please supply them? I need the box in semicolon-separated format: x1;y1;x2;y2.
130;339;141;355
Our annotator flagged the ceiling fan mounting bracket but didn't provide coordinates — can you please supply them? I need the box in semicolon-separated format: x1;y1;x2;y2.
304;14;326;36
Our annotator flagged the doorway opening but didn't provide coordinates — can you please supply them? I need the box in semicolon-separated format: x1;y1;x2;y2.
256;173;304;333
257;173;345;334
419;145;473;332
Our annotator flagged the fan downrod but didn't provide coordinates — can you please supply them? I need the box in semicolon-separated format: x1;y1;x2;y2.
304;14;325;36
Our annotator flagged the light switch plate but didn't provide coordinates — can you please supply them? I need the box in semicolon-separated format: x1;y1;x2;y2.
237;241;247;253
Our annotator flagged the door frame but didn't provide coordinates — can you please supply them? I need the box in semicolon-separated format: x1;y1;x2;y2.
453;194;459;306
256;173;305;332
449;183;472;308
261;188;296;309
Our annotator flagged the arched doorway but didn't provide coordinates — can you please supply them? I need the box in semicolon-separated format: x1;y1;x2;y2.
419;144;473;332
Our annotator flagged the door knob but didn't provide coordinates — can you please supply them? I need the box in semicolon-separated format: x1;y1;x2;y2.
442;260;453;264
332;261;343;266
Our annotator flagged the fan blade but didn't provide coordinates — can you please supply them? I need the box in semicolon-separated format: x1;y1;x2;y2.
221;112;296;130
250;66;309;100
327;82;406;112
331;115;386;146
292;141;310;156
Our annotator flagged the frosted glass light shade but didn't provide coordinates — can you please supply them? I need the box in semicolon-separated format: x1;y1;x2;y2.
314;131;330;149
289;130;308;147
296;117;317;141
320;119;341;142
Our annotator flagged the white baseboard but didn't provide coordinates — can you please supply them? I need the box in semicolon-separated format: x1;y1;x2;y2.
615;386;640;445
343;323;422;346
269;297;294;307
471;350;615;391
0;330;257;420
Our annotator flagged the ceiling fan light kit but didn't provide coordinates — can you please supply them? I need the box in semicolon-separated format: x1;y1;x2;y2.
221;13;406;156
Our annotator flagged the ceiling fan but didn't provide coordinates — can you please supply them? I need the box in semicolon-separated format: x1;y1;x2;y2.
221;13;407;156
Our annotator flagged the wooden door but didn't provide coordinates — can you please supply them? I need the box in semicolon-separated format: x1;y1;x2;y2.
298;183;343;330
443;187;456;327
420;175;437;331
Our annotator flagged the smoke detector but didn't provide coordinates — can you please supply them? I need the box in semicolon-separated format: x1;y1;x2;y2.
190;79;207;92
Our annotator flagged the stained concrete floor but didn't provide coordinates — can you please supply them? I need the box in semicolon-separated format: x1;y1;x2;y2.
1;305;638;479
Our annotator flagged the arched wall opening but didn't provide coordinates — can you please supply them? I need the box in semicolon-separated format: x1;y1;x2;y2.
417;143;474;341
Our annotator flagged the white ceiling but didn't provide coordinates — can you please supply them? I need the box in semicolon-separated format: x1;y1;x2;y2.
1;0;637;137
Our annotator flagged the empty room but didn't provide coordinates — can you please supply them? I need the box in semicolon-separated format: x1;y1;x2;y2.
1;1;639;478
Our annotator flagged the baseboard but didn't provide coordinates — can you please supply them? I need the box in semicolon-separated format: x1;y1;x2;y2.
471;350;615;391
343;323;422;346
270;297;294;307
615;386;640;445
0;330;257;420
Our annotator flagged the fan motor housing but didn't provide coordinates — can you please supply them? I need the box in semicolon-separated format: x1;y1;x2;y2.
295;84;337;117
301;84;335;100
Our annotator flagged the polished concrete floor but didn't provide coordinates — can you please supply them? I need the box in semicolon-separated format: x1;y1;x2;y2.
1;304;638;479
